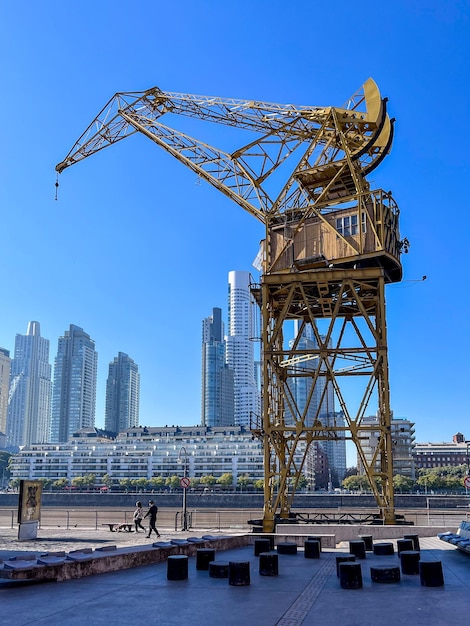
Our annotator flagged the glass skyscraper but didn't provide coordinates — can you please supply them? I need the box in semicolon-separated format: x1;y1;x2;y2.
287;321;346;482
6;321;52;447
226;271;260;428
0;347;10;438
105;352;140;434
201;307;234;427
50;324;98;443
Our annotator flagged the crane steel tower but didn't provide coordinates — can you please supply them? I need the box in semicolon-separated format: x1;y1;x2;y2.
56;78;405;530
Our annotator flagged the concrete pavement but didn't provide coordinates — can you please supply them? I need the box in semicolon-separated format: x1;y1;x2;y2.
1;527;470;625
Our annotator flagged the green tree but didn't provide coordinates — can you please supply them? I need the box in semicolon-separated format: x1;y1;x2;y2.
37;477;53;491
237;474;250;492
83;473;96;490
9;478;20;490
296;474;308;490
133;478;149;492
217;473;233;488
119;478;133;492
393;474;414;493
200;475;216;487
102;473;113;488
189;477;200;489
253;479;264;491
53;478;69;491
0;450;12;486
149;476;165;490
342;474;371;492
71;476;86;490
165;475;181;490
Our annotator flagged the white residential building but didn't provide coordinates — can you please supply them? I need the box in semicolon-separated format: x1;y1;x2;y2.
0;347;10;438
7;425;307;487
6;322;52;447
225;271;260;427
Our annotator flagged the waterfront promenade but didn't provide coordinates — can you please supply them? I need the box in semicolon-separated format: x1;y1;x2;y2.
1;524;470;625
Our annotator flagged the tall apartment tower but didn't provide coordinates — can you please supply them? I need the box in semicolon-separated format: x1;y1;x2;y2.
105;352;140;434
201;307;234;427
0;348;11;438
50;324;98;443
6;322;52;447
288;322;346;483
226;271;260;428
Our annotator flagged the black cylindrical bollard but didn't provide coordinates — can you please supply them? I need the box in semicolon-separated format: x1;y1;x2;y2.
336;554;356;577
259;552;279;576
254;538;271;556
339;562;362;589
307;536;322;551
277;542;297;555
209;561;229;578
196;548;216;570
229;561;251;586
373;542;394;556
400;550;420;575
419;561;444;587
404;534;420;551
370;565;401;583
349;540;366;559
359;535;373;552
167;555;188;580
304;540;320;559
397;539;414;555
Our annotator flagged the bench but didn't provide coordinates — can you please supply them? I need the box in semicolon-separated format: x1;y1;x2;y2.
102;523;134;532
438;520;470;554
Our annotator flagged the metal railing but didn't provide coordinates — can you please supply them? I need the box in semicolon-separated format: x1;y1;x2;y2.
1;506;469;531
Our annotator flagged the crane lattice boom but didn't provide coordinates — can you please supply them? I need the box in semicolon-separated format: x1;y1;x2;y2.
57;78;403;530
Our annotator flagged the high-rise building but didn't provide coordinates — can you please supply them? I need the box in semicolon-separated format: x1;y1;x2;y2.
201;307;234;427
50;324;98;443
6;322;52;447
105;352;140;434
358;414;416;479
226;271;260;428
287;321;346;483
0;348;11;438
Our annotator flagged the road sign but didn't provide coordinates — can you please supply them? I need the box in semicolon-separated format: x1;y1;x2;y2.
464;476;470;489
180;476;190;489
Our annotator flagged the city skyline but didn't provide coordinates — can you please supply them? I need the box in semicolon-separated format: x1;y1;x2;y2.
1;3;469;465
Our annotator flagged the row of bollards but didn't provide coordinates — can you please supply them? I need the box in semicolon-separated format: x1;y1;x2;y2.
338;533;444;589
167;533;444;590
167;536;323;585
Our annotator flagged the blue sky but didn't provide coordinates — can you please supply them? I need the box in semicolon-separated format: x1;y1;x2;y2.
1;1;469;461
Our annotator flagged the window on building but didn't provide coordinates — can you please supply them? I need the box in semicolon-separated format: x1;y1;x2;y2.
336;213;366;237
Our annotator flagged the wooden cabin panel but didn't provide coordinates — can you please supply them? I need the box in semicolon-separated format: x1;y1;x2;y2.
269;203;398;273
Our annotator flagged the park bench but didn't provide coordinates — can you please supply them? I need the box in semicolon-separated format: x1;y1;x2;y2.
102;523;134;532
438;520;470;554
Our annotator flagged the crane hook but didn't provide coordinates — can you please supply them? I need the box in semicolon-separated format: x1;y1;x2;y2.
55;174;59;201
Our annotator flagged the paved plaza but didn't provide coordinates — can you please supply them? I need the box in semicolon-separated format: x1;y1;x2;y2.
1;527;470;626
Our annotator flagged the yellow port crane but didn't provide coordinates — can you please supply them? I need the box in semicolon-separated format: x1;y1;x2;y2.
56;78;404;530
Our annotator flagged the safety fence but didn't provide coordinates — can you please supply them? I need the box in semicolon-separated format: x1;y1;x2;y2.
1;506;468;531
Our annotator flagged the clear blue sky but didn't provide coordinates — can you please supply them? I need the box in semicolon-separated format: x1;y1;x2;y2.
1;1;469;459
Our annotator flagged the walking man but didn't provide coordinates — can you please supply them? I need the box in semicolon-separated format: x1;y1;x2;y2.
144;500;160;538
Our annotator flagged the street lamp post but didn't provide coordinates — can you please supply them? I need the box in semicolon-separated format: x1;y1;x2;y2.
178;446;188;531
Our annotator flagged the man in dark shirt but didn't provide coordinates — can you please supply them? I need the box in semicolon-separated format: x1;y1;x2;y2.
144;500;161;538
